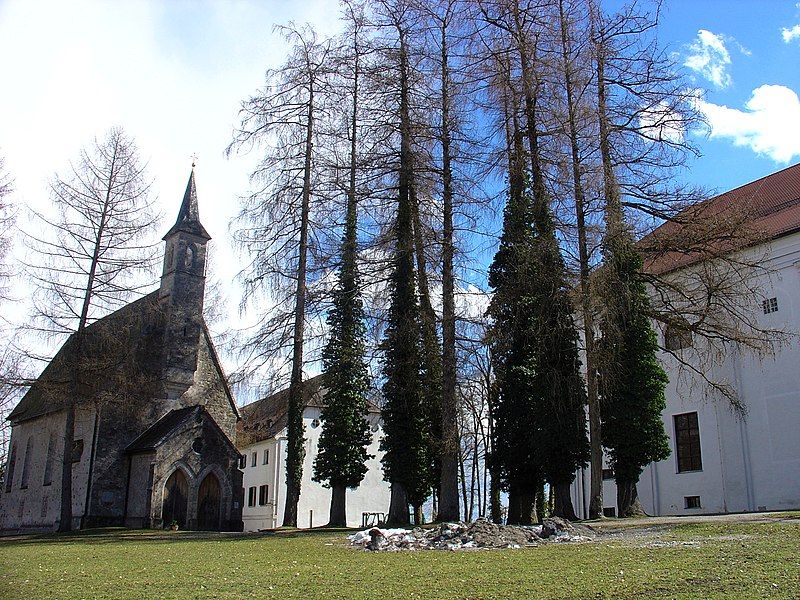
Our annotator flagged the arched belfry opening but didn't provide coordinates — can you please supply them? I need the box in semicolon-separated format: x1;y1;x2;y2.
162;469;188;529
197;472;221;531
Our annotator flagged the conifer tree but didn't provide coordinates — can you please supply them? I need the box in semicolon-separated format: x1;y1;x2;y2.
312;8;373;528
312;177;372;527
595;14;670;516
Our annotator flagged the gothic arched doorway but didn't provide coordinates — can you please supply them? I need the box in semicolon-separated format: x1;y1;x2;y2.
197;472;221;530
162;469;188;529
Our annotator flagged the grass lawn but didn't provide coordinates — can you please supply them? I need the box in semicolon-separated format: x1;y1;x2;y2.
1;516;798;599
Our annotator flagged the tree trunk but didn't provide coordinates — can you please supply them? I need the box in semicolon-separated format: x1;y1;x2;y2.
617;480;645;517
553;481;579;521
437;6;460;526
328;484;347;528
387;482;410;527
282;76;314;528
57;403;75;532
413;505;423;526
558;0;603;521
507;485;536;525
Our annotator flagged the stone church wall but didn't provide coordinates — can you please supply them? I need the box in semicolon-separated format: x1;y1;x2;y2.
0;404;96;531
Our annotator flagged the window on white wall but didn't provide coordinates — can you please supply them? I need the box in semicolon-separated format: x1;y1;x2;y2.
674;412;703;473
259;484;268;506
248;486;256;507
762;297;778;314
262;449;269;465
251;452;257;467
664;323;693;351
239;455;247;469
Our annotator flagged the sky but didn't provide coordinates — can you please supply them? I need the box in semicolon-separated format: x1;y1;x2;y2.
1;0;799;378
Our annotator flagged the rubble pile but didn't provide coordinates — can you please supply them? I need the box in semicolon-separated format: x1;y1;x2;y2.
349;517;594;551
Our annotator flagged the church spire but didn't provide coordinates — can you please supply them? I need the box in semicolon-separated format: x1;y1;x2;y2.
163;167;211;241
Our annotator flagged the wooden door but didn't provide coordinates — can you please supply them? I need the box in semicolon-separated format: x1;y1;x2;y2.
162;469;188;528
197;473;221;530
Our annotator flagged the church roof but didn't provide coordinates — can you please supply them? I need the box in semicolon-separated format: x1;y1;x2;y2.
125;405;200;452
9;292;166;424
236;375;381;448
642;162;800;275
163;169;211;241
125;405;238;454
8;293;238;425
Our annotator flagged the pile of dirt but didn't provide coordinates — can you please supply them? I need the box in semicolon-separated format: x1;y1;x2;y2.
349;517;593;551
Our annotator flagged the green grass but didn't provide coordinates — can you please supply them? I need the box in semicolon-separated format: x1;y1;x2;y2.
1;520;798;599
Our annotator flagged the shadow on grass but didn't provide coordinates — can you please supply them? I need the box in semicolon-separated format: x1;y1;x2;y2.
0;524;361;548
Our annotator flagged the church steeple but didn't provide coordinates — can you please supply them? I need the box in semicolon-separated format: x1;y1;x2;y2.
163;167;211;242
159;165;211;398
160;167;211;300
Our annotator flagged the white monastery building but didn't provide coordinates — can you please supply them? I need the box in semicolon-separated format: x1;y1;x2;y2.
236;376;390;531
573;163;800;517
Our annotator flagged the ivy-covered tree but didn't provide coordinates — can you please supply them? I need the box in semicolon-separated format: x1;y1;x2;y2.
598;240;670;517
312;189;372;527
595;17;671;517
312;8;373;527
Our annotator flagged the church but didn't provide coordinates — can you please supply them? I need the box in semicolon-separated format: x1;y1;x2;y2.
1;170;244;532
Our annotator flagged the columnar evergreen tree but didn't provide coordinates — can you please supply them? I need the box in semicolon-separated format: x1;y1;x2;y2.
378;0;433;526
312;6;373;528
595;10;670;516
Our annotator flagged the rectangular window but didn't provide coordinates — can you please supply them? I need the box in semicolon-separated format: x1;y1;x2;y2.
674;412;702;472
71;439;84;463
20;437;34;489
685;495;701;509
251;452;257;468
258;484;268;506
247;486;256;507
762;297;778;314
664;324;692;351
43;434;56;486
262;449;269;465
239;455;247;469
5;443;17;492
601;468;614;481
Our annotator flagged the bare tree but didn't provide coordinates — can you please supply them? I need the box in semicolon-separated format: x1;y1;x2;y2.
228;25;337;527
24;127;157;531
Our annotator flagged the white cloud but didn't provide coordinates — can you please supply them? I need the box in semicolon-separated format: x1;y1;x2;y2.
782;24;800;43
694;85;800;163
638;101;685;143
684;30;733;89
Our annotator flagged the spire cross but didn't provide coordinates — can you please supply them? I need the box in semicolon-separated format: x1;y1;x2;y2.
190;153;198;168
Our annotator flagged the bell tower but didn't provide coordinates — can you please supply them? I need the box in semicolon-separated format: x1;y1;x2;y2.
160;166;211;397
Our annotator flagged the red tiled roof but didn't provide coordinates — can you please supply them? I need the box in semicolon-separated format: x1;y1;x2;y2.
643;163;800;275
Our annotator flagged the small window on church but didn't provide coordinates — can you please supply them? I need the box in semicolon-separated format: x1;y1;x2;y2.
184;244;195;268
251;452;257;468
43;434;56;486
247;486;256;507
259;484;268;506
71;439;84;463
192;438;204;454
20;436;34;489
5;442;17;492
262;450;269;465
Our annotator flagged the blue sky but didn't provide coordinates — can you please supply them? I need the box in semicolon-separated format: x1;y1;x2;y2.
656;0;800;191
1;0;799;375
